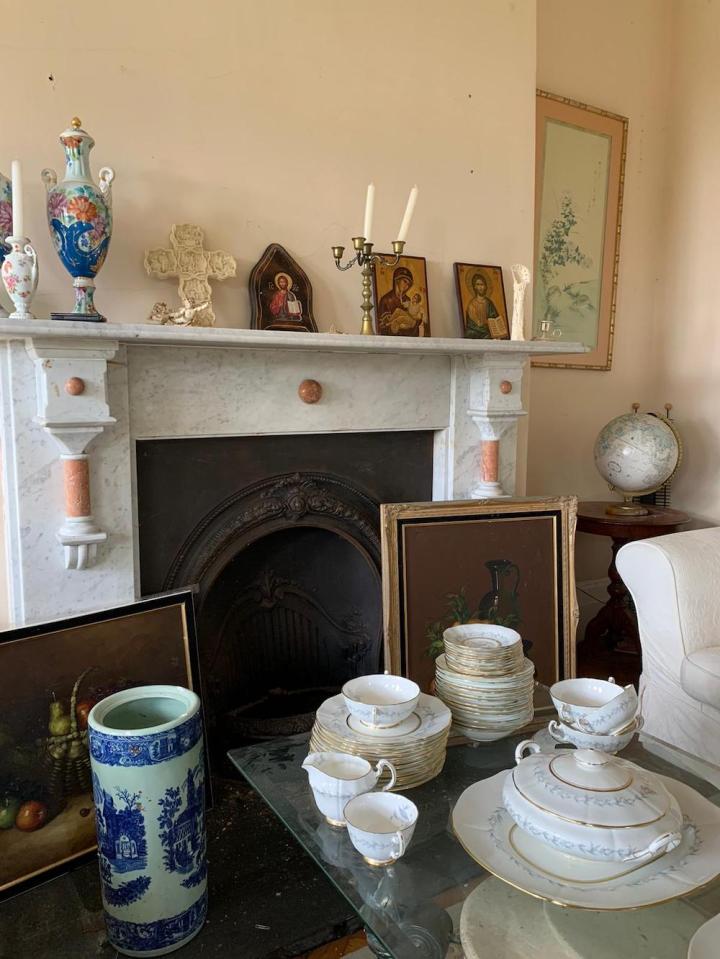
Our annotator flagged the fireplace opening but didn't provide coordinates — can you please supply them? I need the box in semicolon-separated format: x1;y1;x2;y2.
200;524;382;747
136;432;434;771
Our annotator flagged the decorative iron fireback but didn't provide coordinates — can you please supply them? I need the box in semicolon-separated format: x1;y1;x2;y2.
163;472;383;749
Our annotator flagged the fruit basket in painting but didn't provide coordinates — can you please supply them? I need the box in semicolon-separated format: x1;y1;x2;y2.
44;667;95;800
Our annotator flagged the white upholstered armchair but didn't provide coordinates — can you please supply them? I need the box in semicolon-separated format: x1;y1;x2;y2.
616;527;720;764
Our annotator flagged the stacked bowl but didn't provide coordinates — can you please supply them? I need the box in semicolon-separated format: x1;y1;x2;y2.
548;677;641;753
309;674;452;790
435;625;535;741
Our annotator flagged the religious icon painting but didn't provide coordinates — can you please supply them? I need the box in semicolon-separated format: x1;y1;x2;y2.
371;254;431;337
249;243;318;332
454;263;510;339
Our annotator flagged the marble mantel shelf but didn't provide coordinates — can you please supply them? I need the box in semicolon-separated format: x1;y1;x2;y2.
0;319;584;357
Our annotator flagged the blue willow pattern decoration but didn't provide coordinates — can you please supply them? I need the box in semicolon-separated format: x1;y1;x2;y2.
41;117;115;318
104;891;209;954
158;761;207;889
90;711;202;767
93;773;151;906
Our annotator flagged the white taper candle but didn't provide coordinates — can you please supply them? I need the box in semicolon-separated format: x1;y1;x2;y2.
396;185;418;243
10;160;23;237
363;183;375;243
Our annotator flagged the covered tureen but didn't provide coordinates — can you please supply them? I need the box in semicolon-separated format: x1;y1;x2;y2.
503;743;683;863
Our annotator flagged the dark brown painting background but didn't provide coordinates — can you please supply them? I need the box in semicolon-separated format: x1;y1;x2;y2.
401;516;558;692
0;603;192;895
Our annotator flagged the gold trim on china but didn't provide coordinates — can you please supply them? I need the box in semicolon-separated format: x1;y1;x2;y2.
532;90;628;372
511;770;668;829
450;821;720;912
506;825;655;885
381;496;578;684
548;755;633;793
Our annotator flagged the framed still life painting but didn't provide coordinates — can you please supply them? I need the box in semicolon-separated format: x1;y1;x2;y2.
381;497;578;696
0;590;205;901
454;263;509;339
372;254;431;337
533;90;628;370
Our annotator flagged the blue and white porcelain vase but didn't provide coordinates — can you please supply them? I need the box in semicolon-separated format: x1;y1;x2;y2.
0;173;13;318
88;686;207;957
41;117;115;322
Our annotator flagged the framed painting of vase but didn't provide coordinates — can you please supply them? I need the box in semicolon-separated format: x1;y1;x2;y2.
533;91;628;370
371;254;431;337
0;589;206;901
454;263;509;339
381;497;578;694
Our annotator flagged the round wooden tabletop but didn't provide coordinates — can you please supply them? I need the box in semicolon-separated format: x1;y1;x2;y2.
577;501;691;539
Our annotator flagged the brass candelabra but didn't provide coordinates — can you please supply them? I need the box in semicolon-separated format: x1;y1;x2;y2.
331;237;406;335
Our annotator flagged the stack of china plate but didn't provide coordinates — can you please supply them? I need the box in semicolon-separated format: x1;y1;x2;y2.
436;624;534;741
309;692;451;790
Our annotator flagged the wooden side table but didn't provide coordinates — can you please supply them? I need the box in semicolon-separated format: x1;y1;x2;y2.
578;502;690;657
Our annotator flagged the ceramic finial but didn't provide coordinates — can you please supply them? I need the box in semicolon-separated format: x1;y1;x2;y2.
71;117;82;129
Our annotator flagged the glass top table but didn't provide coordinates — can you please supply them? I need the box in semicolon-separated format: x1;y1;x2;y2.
229;733;720;959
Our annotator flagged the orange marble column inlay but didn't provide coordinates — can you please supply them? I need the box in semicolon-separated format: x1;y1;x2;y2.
480;439;500;484
63;458;92;518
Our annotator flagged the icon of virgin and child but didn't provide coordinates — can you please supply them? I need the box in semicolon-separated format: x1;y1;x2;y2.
377;265;428;336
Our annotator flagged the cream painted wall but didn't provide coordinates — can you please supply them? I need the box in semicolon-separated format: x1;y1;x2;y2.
6;0;537;336
653;1;720;525
0;1;538;624
529;0;673;580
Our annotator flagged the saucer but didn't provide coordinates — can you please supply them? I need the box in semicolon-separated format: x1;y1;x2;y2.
346;711;422;738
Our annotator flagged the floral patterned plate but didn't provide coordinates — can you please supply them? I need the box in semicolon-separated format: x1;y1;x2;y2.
452;771;720;909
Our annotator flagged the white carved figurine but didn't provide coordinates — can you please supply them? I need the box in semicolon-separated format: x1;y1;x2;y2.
510;264;531;341
148;297;210;327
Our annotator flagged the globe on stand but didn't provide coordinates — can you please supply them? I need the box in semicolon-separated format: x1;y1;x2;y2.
593;405;681;516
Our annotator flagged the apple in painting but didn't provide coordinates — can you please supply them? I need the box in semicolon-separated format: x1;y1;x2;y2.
15;800;49;832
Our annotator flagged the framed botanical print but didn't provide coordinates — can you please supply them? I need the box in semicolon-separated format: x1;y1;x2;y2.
381;497;578;695
0;590;205;901
533;90;628;370
372;254;431;337
454;263;509;339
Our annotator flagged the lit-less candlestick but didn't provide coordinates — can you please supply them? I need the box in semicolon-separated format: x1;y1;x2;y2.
396;184;418;243
10;160;23;238
363;183;375;244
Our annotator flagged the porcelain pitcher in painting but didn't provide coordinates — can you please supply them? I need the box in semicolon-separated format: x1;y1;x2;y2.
477;559;521;629
41;117;115;320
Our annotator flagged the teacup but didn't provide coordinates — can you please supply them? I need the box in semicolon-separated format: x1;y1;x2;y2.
550;676;637;734
548;716;643;754
344;791;418;866
302;751;397;827
342;674;420;728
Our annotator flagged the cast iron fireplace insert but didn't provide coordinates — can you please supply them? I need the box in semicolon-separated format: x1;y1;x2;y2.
136;432;433;768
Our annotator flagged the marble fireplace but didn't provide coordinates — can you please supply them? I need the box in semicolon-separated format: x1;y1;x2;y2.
0;320;579;643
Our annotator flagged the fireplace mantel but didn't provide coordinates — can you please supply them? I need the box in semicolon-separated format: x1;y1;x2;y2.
0;319;583;625
0;319;582;357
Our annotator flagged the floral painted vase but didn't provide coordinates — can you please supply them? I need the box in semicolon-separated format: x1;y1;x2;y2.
88;686;207;957
41;117;115;321
1;238;38;319
0;174;13;317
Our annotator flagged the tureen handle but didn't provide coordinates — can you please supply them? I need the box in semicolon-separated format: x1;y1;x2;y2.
622;830;682;862
376;758;398;792
515;740;541;764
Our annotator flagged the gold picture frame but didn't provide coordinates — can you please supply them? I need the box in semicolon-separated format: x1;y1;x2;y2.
533;90;628;370
381;497;578;693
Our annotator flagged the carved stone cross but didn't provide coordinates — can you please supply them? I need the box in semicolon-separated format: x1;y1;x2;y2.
144;224;236;327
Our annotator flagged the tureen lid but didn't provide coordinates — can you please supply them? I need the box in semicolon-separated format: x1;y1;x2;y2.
512;747;673;828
